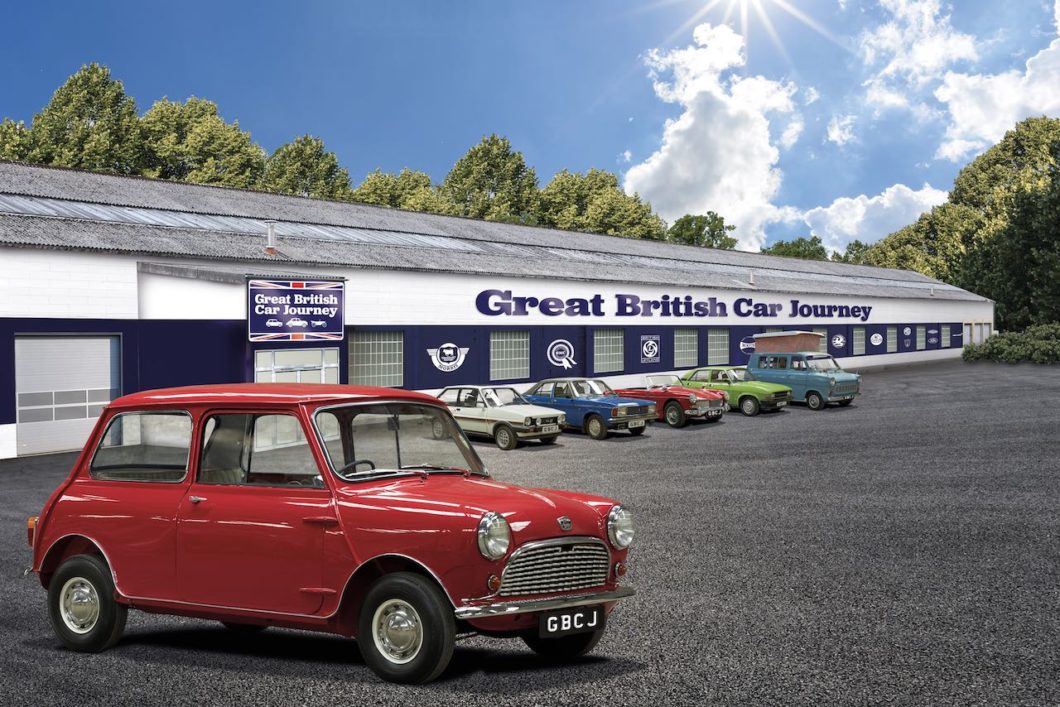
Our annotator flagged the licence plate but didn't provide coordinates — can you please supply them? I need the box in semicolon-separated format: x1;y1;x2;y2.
539;605;605;638
541;424;559;434
777;401;787;407
627;418;645;428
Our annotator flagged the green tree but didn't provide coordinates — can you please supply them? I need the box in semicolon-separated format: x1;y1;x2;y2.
582;188;666;240
439;135;539;222
260;135;353;200
0;119;31;161
539;168;666;239
27;63;143;174
831;239;872;264
140;97;264;188
760;235;829;260
667;212;737;249
351;168;437;208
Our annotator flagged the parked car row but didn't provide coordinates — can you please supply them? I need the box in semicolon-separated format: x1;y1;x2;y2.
436;351;862;449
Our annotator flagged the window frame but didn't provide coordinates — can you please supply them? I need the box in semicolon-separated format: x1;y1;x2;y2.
489;330;530;381
348;331;405;388
707;329;729;365
88;409;194;484
673;328;699;368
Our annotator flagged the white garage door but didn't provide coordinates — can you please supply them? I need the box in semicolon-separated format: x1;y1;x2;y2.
15;336;120;456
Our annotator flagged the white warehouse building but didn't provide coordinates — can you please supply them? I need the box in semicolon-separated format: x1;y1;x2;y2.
0;162;994;458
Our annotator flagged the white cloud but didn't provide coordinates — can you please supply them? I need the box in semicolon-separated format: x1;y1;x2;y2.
618;149;633;163
860;0;977;113
623;23;799;250
802;182;948;253
780;116;804;150
826;114;856;145
934;2;1060;160
804;86;820;105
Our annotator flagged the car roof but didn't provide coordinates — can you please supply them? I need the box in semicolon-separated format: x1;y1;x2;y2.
533;378;599;383
440;384;519;390
109;383;441;408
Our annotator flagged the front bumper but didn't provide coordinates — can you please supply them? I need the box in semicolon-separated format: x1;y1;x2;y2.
453;586;635;620
608;414;655;429
687;404;725;418
827;390;860;402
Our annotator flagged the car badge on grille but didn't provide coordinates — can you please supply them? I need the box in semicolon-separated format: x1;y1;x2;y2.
557;516;573;531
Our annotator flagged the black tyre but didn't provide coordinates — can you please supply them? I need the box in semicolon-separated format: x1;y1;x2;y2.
663;401;687;428
585;415;609;440
628;425;647;436
357;572;455;684
523;628;605;660
493;423;519;451
48;554;127;653
838;399;853;407
806;391;825;410
739;396;760;416
221;621;266;634
430;418;447;440
539;435;559;445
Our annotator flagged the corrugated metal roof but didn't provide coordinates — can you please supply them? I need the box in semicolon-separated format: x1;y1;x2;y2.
0;161;988;302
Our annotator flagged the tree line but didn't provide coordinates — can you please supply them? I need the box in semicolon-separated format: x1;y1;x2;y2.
0;64;737;249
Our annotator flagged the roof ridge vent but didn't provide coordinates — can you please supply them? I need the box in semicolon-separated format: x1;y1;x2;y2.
265;220;277;256
749;270;756;286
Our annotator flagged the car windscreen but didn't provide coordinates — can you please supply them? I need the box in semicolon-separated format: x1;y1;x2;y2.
315;402;486;481
728;368;749;381
806;356;841;371
482;387;527;406
573;380;615;397
646;375;679;387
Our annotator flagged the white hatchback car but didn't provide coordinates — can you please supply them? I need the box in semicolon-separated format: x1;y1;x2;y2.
436;386;566;450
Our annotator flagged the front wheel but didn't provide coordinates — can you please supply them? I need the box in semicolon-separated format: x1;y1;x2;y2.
523;628;605;659
806;392;825;410
663;401;687;428
739;397;760;416
494;423;518;451
48;554;127;653
585;415;609;440
358;572;455;684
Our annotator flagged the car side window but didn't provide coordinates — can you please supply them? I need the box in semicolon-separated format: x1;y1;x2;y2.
776;357;788;369
554;382;572;398
533;382;553;396
199;413;323;488
757;356;769;368
792;359;807;370
89;411;193;483
459;389;479;407
438;389;460;404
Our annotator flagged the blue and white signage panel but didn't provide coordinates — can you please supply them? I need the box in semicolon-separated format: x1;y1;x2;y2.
247;279;344;342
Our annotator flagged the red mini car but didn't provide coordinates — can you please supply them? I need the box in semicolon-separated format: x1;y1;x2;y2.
614;375;727;428
25;384;634;684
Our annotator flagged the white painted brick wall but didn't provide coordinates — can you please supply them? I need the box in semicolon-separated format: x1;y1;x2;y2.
0;249;138;319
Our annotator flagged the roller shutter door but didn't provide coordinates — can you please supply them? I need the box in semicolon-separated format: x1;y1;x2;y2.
15;336;120;456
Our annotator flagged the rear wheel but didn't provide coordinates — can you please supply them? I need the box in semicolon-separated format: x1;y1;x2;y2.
357;572;455;684
48;554;127;653
806;392;825;410
739;396;760;416
494;423;518;451
663;401;687;428
585;415;609;440
523;628;605;659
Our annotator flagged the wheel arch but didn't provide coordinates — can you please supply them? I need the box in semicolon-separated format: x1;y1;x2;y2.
38;534;113;591
333;554;456;638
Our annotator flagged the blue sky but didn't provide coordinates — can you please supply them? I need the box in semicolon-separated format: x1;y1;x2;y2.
2;1;1058;251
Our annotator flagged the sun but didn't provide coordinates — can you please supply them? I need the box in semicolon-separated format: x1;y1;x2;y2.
657;0;844;64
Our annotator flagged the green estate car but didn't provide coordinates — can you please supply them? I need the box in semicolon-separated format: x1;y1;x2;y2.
680;366;793;416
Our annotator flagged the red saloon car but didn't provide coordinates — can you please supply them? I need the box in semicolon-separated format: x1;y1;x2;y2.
614;375;727;428
25;384;634;684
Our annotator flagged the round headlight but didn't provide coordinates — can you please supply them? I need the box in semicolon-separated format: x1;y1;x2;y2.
524;417;533;426
607;506;634;549
688;394;697;403
477;512;511;560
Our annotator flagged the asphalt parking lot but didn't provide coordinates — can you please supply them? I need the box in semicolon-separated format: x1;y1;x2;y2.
1;359;1057;706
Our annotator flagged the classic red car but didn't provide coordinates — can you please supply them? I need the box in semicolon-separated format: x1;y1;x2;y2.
25;384;634;684
614;375;727;428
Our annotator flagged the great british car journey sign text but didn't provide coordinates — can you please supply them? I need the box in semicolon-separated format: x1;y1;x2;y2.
248;279;345;342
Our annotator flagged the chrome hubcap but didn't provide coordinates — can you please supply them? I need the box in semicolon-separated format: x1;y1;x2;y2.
666;407;679;424
497;429;510;446
60;577;100;635
742;400;755;414
372;599;423;664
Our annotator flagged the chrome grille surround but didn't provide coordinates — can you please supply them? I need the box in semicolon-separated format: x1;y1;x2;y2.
498;536;612;597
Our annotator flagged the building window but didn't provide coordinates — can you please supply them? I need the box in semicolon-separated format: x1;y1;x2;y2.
256;348;339;384
490;330;530;380
916;326;926;350
707;329;729;365
852;327;865;356
984;323;992;339
812;327;828;353
674;329;698;368
941;325;951;348
964;323;972;343
593;329;624;373
887;326;897;353
349;331;403;387
975;323;984;343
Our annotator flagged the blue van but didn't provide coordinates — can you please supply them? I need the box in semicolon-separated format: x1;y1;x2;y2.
746;351;861;410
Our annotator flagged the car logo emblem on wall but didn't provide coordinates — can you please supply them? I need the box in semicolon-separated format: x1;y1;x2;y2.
739;336;757;353
547;339;577;369
426;343;469;372
640;335;660;364
870;333;884;346
831;334;846;348
557;516;573;531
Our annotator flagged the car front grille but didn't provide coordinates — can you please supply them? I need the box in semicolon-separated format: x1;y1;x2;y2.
833;383;859;395
626;406;651;416
773;392;791;400
538;416;559;425
498;539;611;597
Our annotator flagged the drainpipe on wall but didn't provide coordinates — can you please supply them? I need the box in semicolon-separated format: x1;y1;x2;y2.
265;220;278;256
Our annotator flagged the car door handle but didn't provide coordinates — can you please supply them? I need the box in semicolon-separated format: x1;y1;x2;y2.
302;516;339;527
189;496;207;504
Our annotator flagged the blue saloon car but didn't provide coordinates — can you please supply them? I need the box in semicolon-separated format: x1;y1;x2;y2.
523;378;656;440
746;351;861;410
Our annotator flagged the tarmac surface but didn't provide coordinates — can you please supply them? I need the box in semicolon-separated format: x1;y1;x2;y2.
0;359;1057;706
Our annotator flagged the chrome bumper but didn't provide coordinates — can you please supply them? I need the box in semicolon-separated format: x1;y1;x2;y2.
454;586;635;620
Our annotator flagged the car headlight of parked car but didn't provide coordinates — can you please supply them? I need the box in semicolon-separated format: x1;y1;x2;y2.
558;414;566;425
612;407;628;417
524;417;533;426
477;512;511;560
688;394;697;403
647;404;656;416
607;506;634;549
